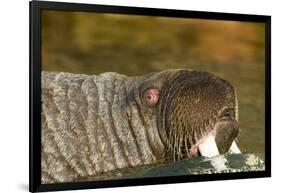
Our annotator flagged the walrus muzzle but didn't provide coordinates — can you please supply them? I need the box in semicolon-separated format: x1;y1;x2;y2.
157;70;239;160
41;69;240;183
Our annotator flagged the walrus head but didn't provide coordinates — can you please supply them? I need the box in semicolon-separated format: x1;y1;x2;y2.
41;69;241;183
127;69;239;161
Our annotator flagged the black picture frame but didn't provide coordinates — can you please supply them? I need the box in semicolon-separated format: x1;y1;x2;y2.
29;0;271;192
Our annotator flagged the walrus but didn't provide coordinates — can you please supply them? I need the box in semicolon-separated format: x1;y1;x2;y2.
41;69;241;183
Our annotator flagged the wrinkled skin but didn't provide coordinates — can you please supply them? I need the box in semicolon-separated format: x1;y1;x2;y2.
41;69;239;183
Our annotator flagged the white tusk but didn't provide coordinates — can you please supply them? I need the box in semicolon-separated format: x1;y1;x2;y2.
198;135;220;157
198;135;227;171
229;141;241;154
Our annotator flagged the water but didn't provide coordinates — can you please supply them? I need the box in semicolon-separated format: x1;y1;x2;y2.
74;154;264;181
128;154;265;178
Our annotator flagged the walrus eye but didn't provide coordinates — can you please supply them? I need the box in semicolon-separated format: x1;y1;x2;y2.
143;88;159;106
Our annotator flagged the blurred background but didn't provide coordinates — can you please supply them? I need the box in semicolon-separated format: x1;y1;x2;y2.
42;11;265;158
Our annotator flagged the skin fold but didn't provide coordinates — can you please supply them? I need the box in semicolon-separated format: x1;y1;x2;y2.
41;69;239;183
